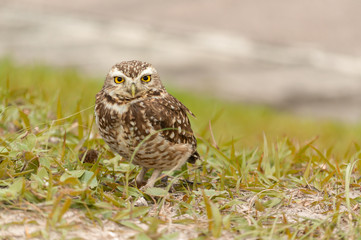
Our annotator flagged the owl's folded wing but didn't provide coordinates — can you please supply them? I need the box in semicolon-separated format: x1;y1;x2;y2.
143;94;197;148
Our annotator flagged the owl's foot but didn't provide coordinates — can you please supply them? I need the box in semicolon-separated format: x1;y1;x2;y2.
135;167;148;187
139;169;163;191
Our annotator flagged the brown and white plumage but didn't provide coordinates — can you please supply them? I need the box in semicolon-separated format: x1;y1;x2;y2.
95;60;199;188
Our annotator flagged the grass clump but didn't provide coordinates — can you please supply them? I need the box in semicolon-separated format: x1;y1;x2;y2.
1;59;361;239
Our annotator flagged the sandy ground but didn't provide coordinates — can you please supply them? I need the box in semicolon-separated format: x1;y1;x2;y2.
0;188;359;239
1;0;361;121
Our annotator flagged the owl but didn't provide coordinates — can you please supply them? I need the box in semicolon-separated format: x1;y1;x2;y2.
95;60;199;189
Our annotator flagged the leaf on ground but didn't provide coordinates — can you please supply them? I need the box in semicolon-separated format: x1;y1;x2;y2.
210;201;222;238
144;187;168;197
113;206;150;221
136;233;152;240
80;170;98;188
120;220;144;232
18;109;31;131
60;170;85;182
254;199;265;212
159;233;179;240
37;167;48;179
0;177;24;200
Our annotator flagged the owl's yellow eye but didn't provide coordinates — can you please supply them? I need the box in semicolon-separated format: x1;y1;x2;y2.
141;75;151;82
114;76;125;84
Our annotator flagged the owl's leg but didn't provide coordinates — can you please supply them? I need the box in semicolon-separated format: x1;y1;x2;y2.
143;169;162;189
136;167;148;187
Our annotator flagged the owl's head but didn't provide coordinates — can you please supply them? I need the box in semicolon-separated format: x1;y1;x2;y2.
102;60;164;99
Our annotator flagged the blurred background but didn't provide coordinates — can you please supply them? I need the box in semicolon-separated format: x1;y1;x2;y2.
1;0;361;122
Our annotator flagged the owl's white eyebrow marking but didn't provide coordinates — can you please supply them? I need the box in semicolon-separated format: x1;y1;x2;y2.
109;68;126;78
139;67;157;76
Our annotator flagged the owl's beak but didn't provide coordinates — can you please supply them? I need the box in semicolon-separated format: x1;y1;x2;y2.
130;83;136;97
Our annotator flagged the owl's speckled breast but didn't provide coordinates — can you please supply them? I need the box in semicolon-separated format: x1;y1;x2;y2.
95;99;193;170
95;101;130;157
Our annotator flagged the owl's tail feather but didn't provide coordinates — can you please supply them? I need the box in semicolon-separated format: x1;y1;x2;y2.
187;151;200;164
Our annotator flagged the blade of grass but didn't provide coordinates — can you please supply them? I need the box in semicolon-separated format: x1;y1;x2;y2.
345;159;359;214
76;101;84;139
57;197;72;222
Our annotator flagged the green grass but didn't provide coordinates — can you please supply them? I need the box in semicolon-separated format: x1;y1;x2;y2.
1;59;361;239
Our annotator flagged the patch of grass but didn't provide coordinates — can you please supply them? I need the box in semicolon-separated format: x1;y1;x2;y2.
1;59;361;239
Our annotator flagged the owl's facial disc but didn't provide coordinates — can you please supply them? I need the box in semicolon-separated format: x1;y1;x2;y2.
107;65;159;98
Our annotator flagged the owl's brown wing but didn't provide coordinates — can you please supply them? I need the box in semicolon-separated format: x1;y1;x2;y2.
144;93;198;151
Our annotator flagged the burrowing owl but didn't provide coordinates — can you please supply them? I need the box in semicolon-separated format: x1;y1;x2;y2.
95;60;199;189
